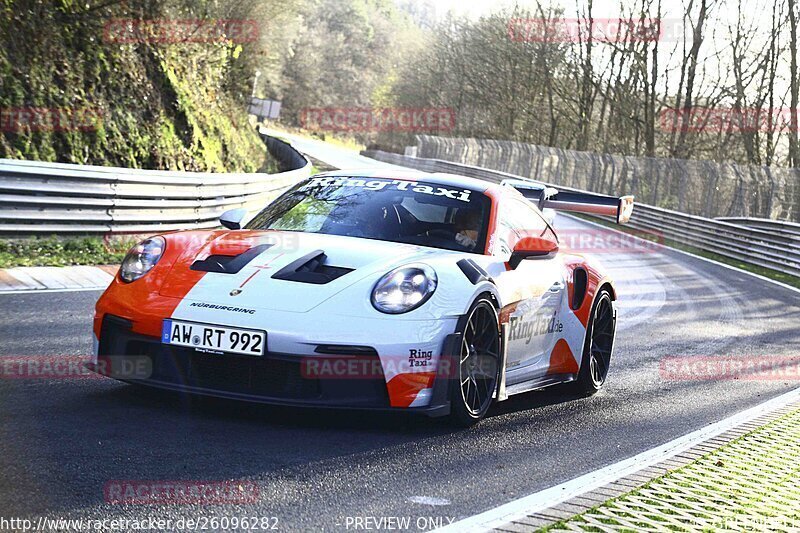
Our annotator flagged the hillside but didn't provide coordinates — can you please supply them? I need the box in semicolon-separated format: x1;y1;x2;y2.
0;1;269;172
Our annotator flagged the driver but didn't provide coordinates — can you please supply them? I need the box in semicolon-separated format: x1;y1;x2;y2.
454;209;481;251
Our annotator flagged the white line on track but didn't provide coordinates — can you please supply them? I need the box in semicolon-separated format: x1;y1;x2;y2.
0;286;107;295
435;385;800;532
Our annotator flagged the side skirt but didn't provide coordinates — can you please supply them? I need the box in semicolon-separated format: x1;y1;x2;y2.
504;373;577;397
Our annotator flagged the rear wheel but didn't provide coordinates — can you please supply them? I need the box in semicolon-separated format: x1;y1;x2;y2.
449;298;501;426
572;289;615;395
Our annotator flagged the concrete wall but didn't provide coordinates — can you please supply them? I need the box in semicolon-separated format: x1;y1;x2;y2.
414;135;800;222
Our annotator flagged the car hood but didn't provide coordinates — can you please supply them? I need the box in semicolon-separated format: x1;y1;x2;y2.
158;230;442;313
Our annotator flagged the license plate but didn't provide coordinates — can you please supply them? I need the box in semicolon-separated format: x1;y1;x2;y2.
162;320;266;356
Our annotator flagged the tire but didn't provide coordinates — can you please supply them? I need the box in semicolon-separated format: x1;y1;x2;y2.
571;289;616;396
449;297;501;426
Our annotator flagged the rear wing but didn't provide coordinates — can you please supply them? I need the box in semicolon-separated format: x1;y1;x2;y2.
502;178;634;225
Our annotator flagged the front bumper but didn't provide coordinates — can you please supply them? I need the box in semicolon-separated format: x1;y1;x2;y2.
93;315;460;417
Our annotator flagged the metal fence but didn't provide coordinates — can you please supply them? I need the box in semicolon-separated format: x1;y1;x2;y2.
715;217;800;239
413;135;800;223
362;149;800;278
0;129;311;234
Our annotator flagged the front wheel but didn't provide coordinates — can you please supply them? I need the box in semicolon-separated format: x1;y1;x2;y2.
571;289;616;395
449;298;501;426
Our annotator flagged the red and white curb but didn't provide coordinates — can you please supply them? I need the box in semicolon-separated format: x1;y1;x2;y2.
0;265;117;293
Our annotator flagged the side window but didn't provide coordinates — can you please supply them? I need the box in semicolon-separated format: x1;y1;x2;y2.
518;200;558;243
493;197;550;256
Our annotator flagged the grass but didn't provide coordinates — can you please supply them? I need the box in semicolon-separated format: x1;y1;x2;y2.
0;236;134;268
265;123;366;152
543;408;800;532
569;213;800;289
311;132;366;152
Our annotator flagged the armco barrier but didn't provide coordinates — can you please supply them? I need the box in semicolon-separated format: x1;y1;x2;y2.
362;149;800;279
0;129;311;234
716;217;800;239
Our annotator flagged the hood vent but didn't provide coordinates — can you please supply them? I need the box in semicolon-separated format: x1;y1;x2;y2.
191;244;273;274
271;250;353;285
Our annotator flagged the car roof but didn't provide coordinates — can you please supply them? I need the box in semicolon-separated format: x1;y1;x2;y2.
313;168;500;194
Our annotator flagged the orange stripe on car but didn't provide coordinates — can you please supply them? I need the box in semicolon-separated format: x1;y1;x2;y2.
386;372;436;408
547;338;579;374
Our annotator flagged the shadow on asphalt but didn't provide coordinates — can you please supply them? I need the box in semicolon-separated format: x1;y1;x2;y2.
86;381;588;433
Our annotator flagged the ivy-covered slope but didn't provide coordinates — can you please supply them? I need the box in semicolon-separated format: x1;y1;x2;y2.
0;0;267;172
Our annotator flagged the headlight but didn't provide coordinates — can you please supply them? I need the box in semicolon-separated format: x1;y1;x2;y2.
372;264;437;314
120;237;165;283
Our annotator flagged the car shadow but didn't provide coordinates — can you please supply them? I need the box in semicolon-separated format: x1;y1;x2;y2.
86;382;454;434
487;386;591;418
93;379;589;431
1;378;593;516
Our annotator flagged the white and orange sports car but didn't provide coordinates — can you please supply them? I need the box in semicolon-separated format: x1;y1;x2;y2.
91;170;633;425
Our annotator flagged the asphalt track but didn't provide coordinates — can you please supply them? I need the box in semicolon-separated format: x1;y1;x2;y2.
262;129;405;172
1;141;799;531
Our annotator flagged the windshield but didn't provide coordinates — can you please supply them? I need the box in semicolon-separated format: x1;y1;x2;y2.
246;176;491;253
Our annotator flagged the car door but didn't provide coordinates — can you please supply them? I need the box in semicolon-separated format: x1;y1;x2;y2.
491;196;566;385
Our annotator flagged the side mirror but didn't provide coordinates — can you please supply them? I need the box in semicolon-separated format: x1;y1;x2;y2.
509;236;558;269
220;208;248;230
